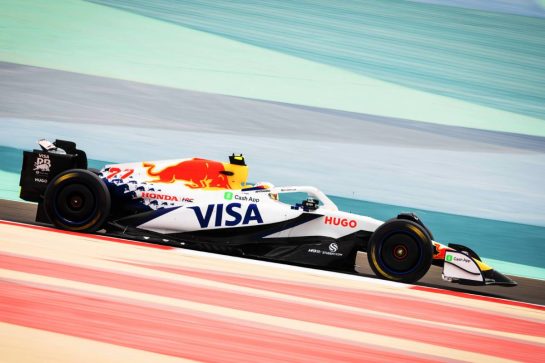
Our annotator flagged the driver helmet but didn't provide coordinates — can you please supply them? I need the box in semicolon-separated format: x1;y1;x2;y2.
253;181;278;201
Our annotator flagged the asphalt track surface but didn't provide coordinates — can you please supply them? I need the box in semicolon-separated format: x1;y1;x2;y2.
1;199;543;306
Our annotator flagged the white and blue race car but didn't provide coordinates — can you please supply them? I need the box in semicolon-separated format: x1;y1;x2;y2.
19;139;516;286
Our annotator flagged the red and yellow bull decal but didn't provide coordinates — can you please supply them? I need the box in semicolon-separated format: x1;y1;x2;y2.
142;158;248;190
433;242;450;260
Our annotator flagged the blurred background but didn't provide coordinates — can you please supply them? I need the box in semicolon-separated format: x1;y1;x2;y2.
1;0;544;279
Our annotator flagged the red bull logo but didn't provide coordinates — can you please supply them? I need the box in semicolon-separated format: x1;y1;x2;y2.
142;158;248;189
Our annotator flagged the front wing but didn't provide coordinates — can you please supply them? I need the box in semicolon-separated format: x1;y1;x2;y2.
442;250;516;286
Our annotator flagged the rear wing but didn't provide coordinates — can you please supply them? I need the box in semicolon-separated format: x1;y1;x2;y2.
19;139;88;202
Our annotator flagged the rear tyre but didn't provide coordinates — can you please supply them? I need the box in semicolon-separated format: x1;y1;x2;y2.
87;167;101;176
367;219;433;283
44;169;110;232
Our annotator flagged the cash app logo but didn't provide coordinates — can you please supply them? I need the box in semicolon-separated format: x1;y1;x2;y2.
446;255;453;262
224;192;233;200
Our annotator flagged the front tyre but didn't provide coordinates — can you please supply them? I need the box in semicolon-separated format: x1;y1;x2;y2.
44;169;111;232
367;219;433;283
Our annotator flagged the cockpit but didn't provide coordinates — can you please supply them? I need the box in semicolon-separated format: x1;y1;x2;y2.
272;186;338;212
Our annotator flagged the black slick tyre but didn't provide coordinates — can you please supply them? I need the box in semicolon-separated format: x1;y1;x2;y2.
87;167;101;176
367;219;433;283
44;169;110;232
396;212;434;240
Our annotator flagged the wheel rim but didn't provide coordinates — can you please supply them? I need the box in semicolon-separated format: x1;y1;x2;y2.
54;184;97;226
393;244;408;260
379;232;422;274
68;193;84;210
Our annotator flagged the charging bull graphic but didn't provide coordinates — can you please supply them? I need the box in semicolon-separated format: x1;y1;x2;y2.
143;158;249;190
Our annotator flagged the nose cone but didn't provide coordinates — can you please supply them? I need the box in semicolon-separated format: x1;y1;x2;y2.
483;269;517;287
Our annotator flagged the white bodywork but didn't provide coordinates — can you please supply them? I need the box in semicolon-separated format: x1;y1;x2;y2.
133;185;384;237
442;251;485;283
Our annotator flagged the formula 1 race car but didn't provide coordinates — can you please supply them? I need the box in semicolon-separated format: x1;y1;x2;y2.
19;139;516;286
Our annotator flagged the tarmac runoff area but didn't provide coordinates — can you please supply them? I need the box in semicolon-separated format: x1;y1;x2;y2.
0;216;544;362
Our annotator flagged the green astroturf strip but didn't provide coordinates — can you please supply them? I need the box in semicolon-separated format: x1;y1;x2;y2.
483;259;544;281
0;0;544;136
0;171;21;202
